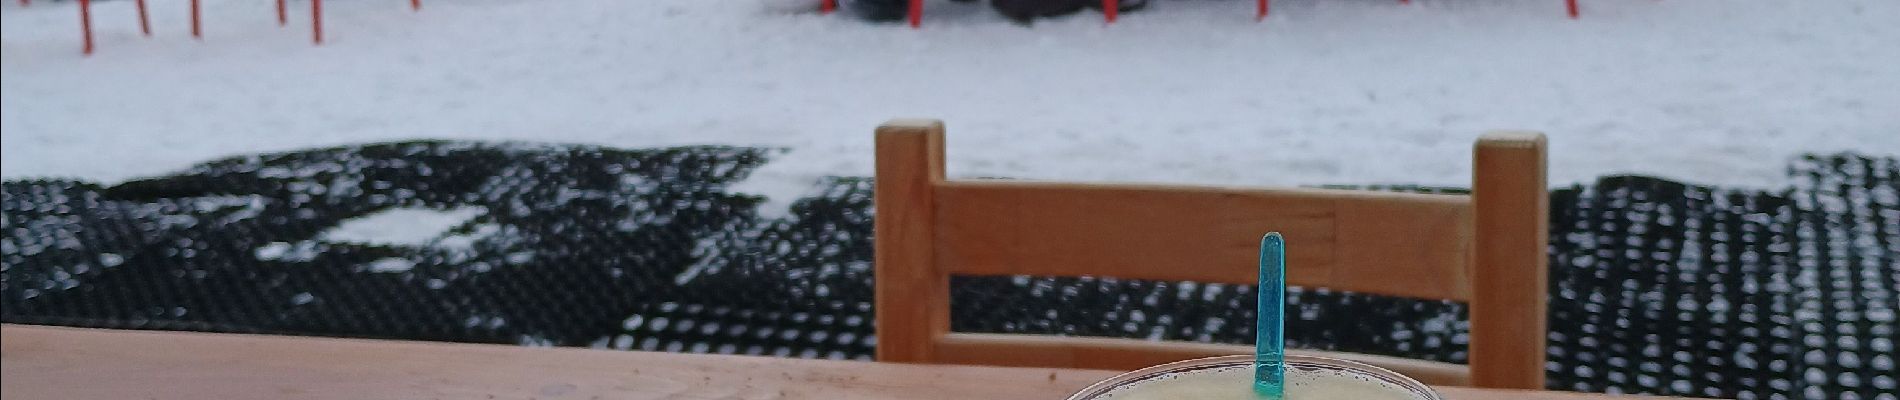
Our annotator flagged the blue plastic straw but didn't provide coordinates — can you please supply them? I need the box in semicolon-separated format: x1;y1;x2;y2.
1255;232;1286;399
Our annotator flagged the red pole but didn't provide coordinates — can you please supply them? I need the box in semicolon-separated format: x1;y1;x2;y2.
1102;0;1117;23
1567;0;1579;18
135;0;150;36
820;0;835;14
190;0;201;38
313;0;323;44
20;0;28;7
411;0;420;11
79;0;92;54
1257;0;1268;21
908;0;920;28
276;0;287;25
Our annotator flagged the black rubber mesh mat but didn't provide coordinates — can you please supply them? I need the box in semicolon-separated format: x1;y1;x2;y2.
2;141;1893;399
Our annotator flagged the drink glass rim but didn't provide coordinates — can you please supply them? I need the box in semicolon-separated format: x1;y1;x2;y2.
1064;354;1445;400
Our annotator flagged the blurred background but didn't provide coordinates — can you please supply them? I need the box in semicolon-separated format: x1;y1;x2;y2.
3;1;1895;399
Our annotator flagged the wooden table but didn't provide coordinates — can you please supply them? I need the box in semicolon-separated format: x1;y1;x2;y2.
1;324;1676;400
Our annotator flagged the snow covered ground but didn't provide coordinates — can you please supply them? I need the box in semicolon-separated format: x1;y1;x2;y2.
4;0;1897;204
318;206;487;246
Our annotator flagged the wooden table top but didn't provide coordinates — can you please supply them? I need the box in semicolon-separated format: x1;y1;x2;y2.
1;324;1680;400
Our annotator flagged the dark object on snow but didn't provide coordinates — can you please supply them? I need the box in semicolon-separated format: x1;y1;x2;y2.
849;0;1142;24
849;0;980;23
1088;0;1150;13
991;0;1093;23
2;141;1894;399
848;0;909;22
990;0;1146;24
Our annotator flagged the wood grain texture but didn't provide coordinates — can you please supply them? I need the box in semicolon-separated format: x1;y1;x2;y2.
935;333;1473;386
874;119;948;363
935;181;1474;301
1469;131;1551;390
0;325;1096;400
0;325;1683;400
870;120;1551;390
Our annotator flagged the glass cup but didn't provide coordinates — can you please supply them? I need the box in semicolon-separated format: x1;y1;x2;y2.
1065;354;1444;400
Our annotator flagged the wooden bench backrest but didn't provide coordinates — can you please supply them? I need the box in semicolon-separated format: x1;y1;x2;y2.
873;119;1548;389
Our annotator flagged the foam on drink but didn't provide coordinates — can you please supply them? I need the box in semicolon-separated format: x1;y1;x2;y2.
1092;364;1430;400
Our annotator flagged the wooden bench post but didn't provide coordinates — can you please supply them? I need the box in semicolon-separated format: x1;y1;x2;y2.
874;119;948;363
1470;132;1549;389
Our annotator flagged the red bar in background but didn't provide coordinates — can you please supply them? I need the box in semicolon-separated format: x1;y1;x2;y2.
412;0;420;11
277;0;287;25
190;0;201;38
908;0;920;28
821;0;836;14
1103;0;1117;23
1567;0;1579;18
79;0;92;54
1257;0;1268;20
313;0;323;44
136;0;150;36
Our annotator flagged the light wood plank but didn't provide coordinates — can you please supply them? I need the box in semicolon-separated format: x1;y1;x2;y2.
874;119;949;363
934;333;1472;386
0;325;1691;400
1469;131;1551;390
935;331;1249;370
0;325;1098;400
935;180;1474;301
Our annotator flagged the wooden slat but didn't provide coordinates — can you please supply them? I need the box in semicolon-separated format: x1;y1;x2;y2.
874;119;950;363
935;332;1247;370
1300;349;1474;388
1469;132;1550;390
935;180;1475;301
0;325;1682;400
0;325;1101;400
868;120;1553;390
934;333;1472;386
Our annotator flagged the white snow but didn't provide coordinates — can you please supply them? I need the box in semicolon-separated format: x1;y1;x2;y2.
253;241;292;260
253;240;322;261
364;257;416;273
289;292;316;305
318;206;485;246
96;253;123;267
3;0;1898;204
435;222;501;250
